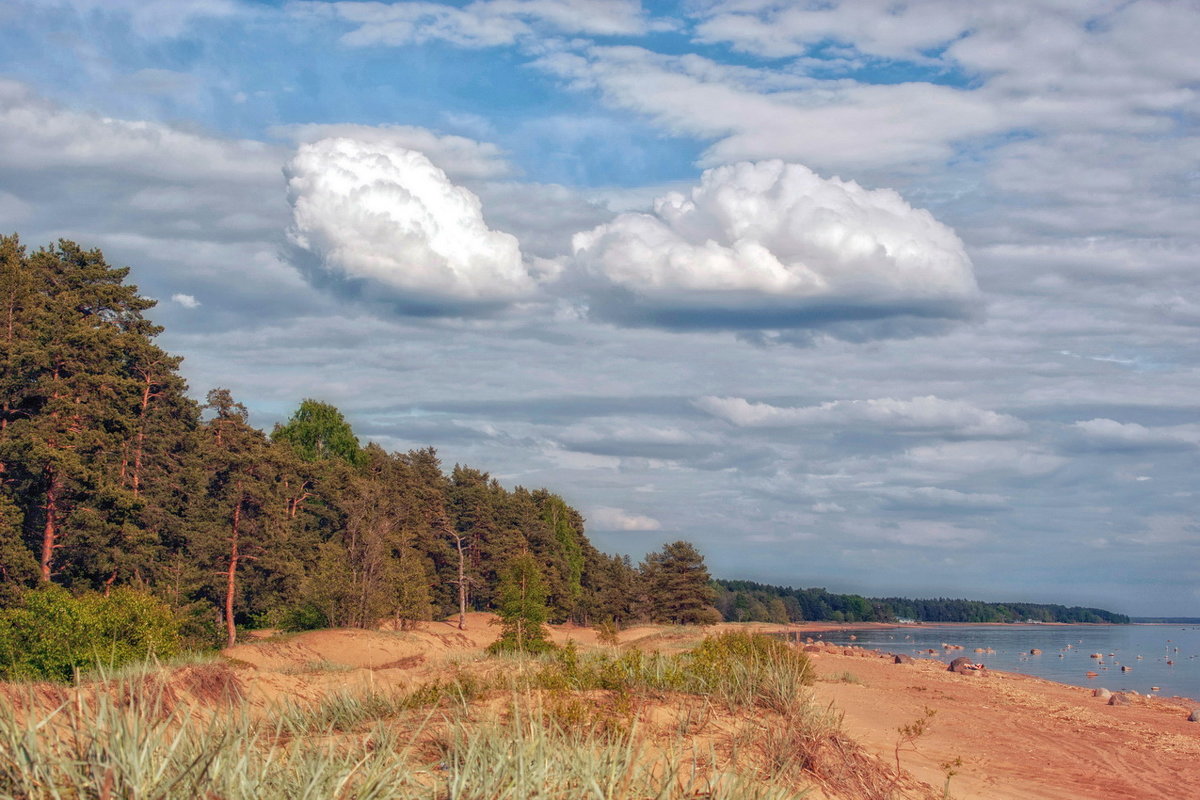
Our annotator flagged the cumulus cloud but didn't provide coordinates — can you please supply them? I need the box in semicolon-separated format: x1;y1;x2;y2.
695;395;1025;437
567;160;979;334
278;123;514;180
588;505;662;531
285;137;538;313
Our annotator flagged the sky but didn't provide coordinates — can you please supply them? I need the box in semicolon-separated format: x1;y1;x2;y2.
1;0;1198;616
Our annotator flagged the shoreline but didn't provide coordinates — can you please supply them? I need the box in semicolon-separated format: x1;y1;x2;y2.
720;623;1200;705
803;642;1200;799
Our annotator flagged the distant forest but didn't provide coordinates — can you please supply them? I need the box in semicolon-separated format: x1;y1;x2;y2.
714;579;1130;625
0;235;1127;657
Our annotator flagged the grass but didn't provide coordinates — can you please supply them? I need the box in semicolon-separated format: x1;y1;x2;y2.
0;682;808;799
0;632;914;799
825;670;865;685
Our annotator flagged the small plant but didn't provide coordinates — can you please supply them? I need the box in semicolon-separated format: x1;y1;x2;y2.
894;705;937;776
595;619;620;646
827;670;863;685
941;755;964;799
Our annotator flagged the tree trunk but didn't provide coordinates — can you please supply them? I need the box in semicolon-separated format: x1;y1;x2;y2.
130;370;155;498
455;534;467;630
40;469;61;582
225;498;242;648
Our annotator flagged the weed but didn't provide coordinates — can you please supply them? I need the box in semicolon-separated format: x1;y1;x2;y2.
895;705;937;776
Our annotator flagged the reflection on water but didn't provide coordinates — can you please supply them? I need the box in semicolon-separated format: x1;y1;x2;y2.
800;624;1200;701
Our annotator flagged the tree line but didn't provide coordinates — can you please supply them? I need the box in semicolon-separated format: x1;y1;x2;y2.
0;235;721;653
715;579;1129;624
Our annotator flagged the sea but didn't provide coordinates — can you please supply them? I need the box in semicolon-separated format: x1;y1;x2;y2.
807;623;1200;702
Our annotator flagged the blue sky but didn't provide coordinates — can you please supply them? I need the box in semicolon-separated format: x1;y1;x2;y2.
2;0;1199;615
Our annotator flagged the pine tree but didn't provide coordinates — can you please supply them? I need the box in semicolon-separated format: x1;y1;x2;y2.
0;238;187;589
640;541;722;625
196;389;283;647
488;553;554;654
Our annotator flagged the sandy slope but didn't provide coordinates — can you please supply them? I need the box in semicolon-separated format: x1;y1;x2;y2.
215;618;1200;799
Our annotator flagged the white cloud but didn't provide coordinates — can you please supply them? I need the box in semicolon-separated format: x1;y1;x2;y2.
904;441;1067;477
1071;418;1200;449
278;123;514;180
568;160;978;330
297;0;652;48
692;0;985;61
285;137;537;310
871;486;1009;510
171;293;200;308
696;395;1024;437
533;45;999;169
0;79;277;183
842;518;987;548
588;505;662;531
1130;514;1199;545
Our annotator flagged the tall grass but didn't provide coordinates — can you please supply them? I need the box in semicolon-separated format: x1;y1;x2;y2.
529;631;814;713
0;633;866;799
0;682;809;799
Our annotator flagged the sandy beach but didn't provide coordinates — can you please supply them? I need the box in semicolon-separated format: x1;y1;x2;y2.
9;616;1197;799
223;617;1200;799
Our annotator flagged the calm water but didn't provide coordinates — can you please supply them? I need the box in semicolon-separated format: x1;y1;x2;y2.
809;624;1200;701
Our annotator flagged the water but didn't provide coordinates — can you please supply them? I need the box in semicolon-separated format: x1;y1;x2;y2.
806;624;1200;701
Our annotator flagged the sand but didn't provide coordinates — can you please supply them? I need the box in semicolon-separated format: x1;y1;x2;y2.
114;617;1200;798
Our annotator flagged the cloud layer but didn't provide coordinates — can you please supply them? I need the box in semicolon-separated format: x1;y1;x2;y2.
569;160;979;332
696;395;1026;438
285;137;536;313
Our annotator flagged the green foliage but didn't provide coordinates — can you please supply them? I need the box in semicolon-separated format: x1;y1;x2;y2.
272;398;364;466
715;578;1131;624
488;554;555;654
0;585;181;681
527;632;812;714
640;541;722;625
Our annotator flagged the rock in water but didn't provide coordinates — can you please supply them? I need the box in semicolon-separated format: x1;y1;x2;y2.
1030;648;1042;655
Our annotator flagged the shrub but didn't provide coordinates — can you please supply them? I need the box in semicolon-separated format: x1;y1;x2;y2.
0;585;181;682
685;631;814;712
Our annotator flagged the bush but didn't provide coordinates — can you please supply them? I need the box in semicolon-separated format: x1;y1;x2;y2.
0;585;182;682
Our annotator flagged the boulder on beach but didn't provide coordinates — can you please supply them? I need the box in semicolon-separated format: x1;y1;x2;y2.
894;654;914;664
1093;688;1112;700
948;657;982;675
1188;709;1200;722
1108;693;1131;706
